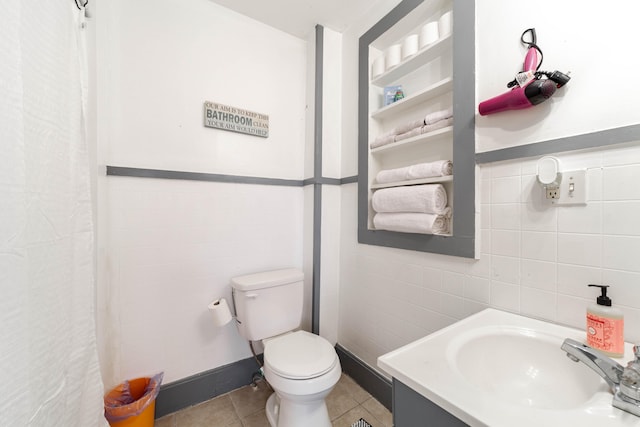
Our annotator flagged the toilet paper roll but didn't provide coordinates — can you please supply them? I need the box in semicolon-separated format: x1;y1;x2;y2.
371;55;385;79
208;298;232;327
385;44;402;70
439;11;453;38
401;34;419;59
419;21;439;48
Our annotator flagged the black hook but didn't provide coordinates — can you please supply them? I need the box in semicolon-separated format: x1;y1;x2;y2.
520;28;537;46
520;27;543;71
74;0;89;10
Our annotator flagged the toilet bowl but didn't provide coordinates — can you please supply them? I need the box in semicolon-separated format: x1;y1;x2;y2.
230;269;342;427
262;331;341;427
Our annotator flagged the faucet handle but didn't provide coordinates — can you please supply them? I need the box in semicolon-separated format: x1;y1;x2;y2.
620;347;640;402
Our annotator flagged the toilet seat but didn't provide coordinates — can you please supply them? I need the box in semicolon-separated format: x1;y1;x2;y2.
264;330;338;380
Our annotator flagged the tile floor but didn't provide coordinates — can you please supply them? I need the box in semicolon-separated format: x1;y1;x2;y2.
155;373;392;427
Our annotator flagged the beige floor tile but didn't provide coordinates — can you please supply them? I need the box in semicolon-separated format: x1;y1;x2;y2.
154;414;175;427
158;372;391;427
175;394;241;427
229;381;272;419
336;374;372;404
326;379;359;421
360;397;392;427
240;409;271;427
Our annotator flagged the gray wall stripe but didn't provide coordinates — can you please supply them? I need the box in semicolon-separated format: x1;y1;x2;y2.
340;175;358;185
312;24;324;336
107;166;356;187
475;123;640;164
106;166;304;187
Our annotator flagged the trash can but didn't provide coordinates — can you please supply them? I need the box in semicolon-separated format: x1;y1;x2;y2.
104;373;163;427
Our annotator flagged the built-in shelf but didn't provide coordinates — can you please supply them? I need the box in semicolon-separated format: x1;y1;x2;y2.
370;175;453;189
370;77;453;119
370;126;452;154
371;34;452;87
358;0;475;257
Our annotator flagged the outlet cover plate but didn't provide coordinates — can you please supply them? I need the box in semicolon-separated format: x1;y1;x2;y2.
552;169;587;205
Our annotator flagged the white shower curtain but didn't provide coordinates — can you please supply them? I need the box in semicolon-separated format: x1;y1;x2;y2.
0;1;107;426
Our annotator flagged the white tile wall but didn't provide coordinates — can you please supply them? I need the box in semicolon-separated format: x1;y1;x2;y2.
338;142;640;377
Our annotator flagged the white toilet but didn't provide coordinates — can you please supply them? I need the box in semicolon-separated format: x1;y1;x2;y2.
231;268;341;427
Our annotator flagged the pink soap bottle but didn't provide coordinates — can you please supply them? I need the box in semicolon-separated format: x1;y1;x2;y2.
586;284;624;357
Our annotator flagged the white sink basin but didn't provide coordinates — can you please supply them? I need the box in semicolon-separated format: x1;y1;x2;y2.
449;325;606;410
378;309;637;427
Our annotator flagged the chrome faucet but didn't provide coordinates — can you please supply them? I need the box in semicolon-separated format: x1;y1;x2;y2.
561;338;640;417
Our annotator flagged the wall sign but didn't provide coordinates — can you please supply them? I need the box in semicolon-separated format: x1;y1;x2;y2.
203;101;269;138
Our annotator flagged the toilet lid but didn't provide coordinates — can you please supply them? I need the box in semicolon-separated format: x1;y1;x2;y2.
264;331;338;380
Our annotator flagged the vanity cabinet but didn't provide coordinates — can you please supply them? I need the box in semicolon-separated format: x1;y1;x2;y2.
358;0;475;257
393;379;469;427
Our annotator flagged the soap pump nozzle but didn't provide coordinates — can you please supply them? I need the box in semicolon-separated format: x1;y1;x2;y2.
589;284;612;307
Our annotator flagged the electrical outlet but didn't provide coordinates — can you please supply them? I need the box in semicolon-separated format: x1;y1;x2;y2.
546;186;559;199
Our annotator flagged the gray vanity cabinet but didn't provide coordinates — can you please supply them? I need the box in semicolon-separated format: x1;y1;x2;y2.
393;379;470;427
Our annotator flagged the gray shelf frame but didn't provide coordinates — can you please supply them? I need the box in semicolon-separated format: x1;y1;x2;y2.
357;0;476;258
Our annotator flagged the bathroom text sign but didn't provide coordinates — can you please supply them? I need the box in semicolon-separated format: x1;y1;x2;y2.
203;101;269;138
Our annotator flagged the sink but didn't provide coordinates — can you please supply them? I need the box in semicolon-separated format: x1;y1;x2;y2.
448;326;606;410
378;309;636;427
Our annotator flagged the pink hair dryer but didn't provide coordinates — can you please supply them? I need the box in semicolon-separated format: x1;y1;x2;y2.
478;28;570;116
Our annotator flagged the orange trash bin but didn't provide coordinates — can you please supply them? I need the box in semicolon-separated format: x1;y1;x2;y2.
104;373;163;427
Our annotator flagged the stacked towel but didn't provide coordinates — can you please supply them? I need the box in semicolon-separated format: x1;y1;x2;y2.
394;117;454;143
371;184;451;235
375;160;453;184
371;107;453;149
372;184;448;214
373;211;450;235
424;107;453;125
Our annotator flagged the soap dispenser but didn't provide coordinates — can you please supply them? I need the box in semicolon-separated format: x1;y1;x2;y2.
587;284;624;357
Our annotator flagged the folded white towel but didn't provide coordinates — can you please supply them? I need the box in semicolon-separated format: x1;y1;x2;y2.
370;108;454;149
424;107;453;125
376;160;453;184
370;134;396;149
372;184;448;214
373;211;451;235
392;118;425;135
422;116;453;135
394;126;423;143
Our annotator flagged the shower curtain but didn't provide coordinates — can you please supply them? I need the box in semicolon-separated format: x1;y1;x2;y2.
0;1;107;426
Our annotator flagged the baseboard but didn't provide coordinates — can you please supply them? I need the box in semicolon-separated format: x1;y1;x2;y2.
155;345;392;418
335;344;392;411
155;355;262;418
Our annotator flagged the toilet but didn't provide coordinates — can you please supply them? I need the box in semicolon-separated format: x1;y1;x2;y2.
231;268;341;427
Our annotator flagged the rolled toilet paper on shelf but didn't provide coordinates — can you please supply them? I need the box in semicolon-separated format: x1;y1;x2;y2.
208;298;232;327
401;34;419;59
371;55;385;79
439;11;452;38
385;44;402;70
419;21;439;48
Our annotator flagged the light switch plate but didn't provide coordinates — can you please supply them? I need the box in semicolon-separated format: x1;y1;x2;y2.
552;169;587;205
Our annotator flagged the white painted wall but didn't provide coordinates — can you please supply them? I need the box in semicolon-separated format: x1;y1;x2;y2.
476;0;640;153
337;1;640;375
96;0;308;386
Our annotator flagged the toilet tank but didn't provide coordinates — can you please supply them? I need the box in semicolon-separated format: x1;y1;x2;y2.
231;268;304;341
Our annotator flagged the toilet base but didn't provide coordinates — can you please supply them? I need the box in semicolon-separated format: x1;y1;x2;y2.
265;393;278;427
265;391;332;427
